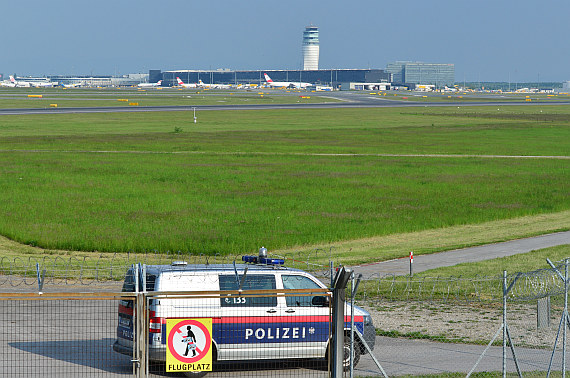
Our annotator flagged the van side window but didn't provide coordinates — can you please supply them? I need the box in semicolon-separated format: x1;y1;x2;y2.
282;275;322;307
219;274;277;307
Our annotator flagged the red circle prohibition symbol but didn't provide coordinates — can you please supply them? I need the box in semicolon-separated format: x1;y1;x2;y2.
167;319;212;364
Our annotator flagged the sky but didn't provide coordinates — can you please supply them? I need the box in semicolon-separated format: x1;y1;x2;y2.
2;0;569;82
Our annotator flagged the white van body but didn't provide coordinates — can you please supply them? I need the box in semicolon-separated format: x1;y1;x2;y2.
113;262;375;366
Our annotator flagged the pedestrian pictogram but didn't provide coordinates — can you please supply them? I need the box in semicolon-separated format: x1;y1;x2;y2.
166;318;212;372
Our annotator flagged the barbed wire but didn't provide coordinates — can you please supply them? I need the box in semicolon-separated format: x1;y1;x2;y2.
1;252;568;304
506;259;569;301
0;251;237;287
352;258;570;305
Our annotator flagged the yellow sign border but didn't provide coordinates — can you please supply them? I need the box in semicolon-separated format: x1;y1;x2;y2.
166;318;213;372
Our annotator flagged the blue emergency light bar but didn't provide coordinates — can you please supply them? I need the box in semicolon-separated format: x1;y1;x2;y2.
242;255;285;265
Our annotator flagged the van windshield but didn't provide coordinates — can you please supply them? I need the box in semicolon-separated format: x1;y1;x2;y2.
282;275;322;307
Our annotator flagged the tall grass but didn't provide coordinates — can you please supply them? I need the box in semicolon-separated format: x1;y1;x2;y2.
0;106;568;255
0;151;566;254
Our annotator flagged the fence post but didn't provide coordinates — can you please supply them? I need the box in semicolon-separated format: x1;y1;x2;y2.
350;272;354;378
502;270;507;378
331;266;352;378
136;292;147;378
562;259;568;377
538;297;551;329
133;263;148;378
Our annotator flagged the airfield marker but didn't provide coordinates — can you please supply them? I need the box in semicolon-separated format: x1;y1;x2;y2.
410;251;413;277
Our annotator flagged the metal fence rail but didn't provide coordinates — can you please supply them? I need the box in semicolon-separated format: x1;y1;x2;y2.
0;288;336;378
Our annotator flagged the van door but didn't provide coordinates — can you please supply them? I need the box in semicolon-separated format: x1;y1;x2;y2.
279;274;330;358
216;273;281;360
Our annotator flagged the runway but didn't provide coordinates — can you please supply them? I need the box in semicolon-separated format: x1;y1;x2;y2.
1;91;569;115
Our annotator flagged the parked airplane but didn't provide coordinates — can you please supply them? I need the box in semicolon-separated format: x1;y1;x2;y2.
263;73;311;89
33;81;58;88
176;77;198;88
60;82;83;88
198;80;231;89
138;80;162;88
0;78;16;87
9;76;32;87
10;76;57;88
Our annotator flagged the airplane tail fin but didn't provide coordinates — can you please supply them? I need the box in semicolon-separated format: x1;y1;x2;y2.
199;80;204;84
263;73;273;83
9;76;16;83
157;80;162;86
176;77;184;85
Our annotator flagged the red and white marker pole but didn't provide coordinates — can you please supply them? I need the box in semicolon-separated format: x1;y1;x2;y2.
409;251;414;277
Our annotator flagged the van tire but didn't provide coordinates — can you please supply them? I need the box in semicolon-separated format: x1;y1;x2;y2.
342;333;361;370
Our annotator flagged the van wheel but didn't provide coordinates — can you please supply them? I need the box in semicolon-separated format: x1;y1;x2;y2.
342;334;361;370
183;372;207;378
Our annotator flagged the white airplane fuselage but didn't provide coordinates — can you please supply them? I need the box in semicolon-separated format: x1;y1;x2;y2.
263;73;311;89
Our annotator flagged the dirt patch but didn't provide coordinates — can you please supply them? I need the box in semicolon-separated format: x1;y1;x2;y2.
363;300;563;349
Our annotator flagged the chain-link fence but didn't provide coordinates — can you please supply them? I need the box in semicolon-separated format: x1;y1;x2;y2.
0;290;338;377
348;258;570;377
3;253;570;377
0;292;136;377
1;260;349;377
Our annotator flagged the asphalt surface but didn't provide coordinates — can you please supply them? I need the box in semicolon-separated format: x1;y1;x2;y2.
351;231;570;276
356;335;562;376
1;90;570;115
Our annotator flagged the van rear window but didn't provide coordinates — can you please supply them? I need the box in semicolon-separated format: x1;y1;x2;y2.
121;269;157;292
219;274;277;307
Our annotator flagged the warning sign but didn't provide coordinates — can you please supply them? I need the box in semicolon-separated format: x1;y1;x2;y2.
166;318;213;372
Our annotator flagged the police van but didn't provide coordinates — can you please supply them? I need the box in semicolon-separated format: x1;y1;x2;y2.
113;251;375;373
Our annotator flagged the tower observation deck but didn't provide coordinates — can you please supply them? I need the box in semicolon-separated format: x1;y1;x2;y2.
302;26;319;70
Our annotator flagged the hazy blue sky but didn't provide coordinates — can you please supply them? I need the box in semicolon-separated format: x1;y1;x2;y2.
2;0;569;82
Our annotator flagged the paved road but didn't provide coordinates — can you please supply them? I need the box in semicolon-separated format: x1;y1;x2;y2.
352;231;570;277
351;231;570;276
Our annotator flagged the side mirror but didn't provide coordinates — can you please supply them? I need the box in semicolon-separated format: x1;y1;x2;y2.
312;296;329;307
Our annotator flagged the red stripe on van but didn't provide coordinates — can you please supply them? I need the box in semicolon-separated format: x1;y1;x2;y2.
210;315;363;324
345;316;364;323
213;316;333;324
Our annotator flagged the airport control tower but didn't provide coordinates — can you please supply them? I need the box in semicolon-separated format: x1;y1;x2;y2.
302;25;319;70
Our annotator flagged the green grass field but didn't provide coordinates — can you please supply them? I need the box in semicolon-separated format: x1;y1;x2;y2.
0;104;568;265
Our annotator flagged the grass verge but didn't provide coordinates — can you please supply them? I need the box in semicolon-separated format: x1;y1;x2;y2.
275;211;570;266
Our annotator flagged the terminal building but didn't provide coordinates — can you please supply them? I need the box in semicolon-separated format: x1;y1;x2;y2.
25;73;149;87
158;68;391;88
386;61;455;88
